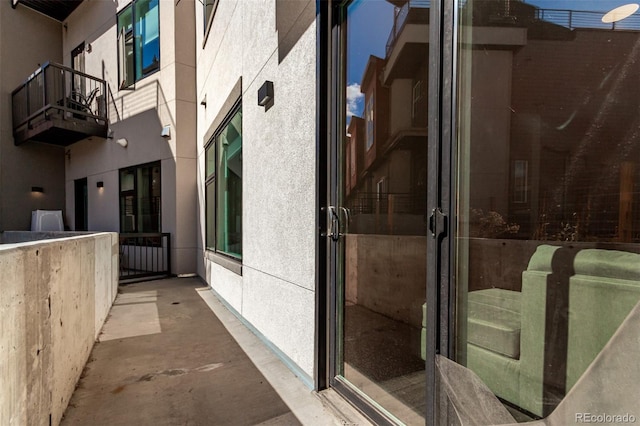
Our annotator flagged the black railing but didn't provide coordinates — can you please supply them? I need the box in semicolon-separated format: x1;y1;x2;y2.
386;0;430;58
119;233;171;281
535;8;640;31
348;192;426;215
11;62;107;141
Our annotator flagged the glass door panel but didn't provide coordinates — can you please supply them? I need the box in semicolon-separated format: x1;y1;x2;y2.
335;0;430;423
451;0;640;423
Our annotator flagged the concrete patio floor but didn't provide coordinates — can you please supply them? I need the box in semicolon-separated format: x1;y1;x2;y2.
61;277;371;426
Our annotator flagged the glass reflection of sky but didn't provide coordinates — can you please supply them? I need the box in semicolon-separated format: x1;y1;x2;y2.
346;0;394;119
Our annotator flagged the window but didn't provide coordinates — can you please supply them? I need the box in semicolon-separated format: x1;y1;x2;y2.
203;0;219;38
412;80;422;119
117;0;160;89
365;94;374;150
205;103;242;259
119;162;161;233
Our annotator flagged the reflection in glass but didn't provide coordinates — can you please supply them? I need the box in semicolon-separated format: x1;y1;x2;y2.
339;0;428;423
454;0;640;423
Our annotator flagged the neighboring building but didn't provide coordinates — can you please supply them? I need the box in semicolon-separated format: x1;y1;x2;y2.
7;0;198;275
4;0;640;424
0;1;66;231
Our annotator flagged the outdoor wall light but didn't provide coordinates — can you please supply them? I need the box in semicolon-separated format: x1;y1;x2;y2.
31;186;44;193
96;181;104;188
258;81;274;109
161;125;171;139
116;138;128;148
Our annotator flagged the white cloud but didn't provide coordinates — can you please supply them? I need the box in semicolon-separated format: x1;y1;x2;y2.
346;83;364;119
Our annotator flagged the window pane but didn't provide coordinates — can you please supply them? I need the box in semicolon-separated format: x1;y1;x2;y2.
134;0;160;80
205;143;215;178
452;1;640;423
216;107;242;258
206;180;215;249
338;0;429;424
119;162;161;233
204;0;217;33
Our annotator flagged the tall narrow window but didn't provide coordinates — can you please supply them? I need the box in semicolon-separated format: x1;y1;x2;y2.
365;95;374;151
119;162;161;233
205;103;242;259
117;0;159;89
203;0;218;37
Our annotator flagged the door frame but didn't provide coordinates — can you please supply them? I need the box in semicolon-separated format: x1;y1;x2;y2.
315;0;458;424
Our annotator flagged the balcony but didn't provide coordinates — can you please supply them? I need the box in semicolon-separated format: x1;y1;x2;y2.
12;62;108;146
383;0;430;84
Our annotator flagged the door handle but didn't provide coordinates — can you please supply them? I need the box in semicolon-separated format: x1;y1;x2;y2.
339;207;350;235
322;206;341;241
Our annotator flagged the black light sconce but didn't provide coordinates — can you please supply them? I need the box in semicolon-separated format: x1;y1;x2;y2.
31;186;44;193
96;181;104;188
258;81;274;110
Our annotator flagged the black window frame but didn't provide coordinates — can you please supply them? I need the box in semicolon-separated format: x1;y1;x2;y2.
119;161;162;233
205;98;243;264
117;0;161;90
203;0;219;46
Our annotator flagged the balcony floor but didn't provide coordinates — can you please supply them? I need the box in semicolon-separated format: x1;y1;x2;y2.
61;277;369;426
14;114;107;146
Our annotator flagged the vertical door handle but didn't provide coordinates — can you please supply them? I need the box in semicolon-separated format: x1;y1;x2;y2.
322;206;341;241
339;207;350;235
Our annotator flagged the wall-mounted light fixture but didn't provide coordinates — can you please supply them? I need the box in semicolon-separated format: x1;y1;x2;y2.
161;125;171;139
200;95;207;107
258;81;274;110
96;181;104;188
86;43;92;53
31;186;44;193
116;138;128;148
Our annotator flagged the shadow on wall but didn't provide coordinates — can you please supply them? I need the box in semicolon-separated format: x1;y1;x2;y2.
276;0;315;64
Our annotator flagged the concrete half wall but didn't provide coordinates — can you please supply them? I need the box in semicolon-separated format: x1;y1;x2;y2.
0;232;119;426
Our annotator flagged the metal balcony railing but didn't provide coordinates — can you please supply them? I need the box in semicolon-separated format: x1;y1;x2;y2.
386;0;430;58
119;233;171;281
11;62;108;145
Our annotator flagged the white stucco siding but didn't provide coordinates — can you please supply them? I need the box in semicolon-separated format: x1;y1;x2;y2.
197;0;317;379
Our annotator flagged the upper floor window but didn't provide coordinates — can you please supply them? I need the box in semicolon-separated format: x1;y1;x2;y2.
203;0;219;38
205;103;243;260
365;95;374;150
117;0;160;89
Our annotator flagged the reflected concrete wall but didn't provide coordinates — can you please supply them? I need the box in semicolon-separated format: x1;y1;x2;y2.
197;0;317;379
0;3;65;231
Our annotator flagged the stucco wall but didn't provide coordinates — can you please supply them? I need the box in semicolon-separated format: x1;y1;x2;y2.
0;232;119;426
0;3;65;231
62;0;197;275
197;0;317;379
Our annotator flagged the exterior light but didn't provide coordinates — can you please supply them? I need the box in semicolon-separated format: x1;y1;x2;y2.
31;186;44;193
96;181;104;188
116;138;128;147
258;81;274;108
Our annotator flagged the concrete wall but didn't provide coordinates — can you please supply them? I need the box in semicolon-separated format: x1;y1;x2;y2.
0;3;65;231
62;0;197;275
345;234;426;328
0;232;119;426
196;0;317;380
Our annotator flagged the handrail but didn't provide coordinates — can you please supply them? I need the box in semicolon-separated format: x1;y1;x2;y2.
11;61;108;137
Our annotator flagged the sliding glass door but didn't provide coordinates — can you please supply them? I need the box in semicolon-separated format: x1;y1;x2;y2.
324;0;640;424
449;0;640;423
328;0;430;424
